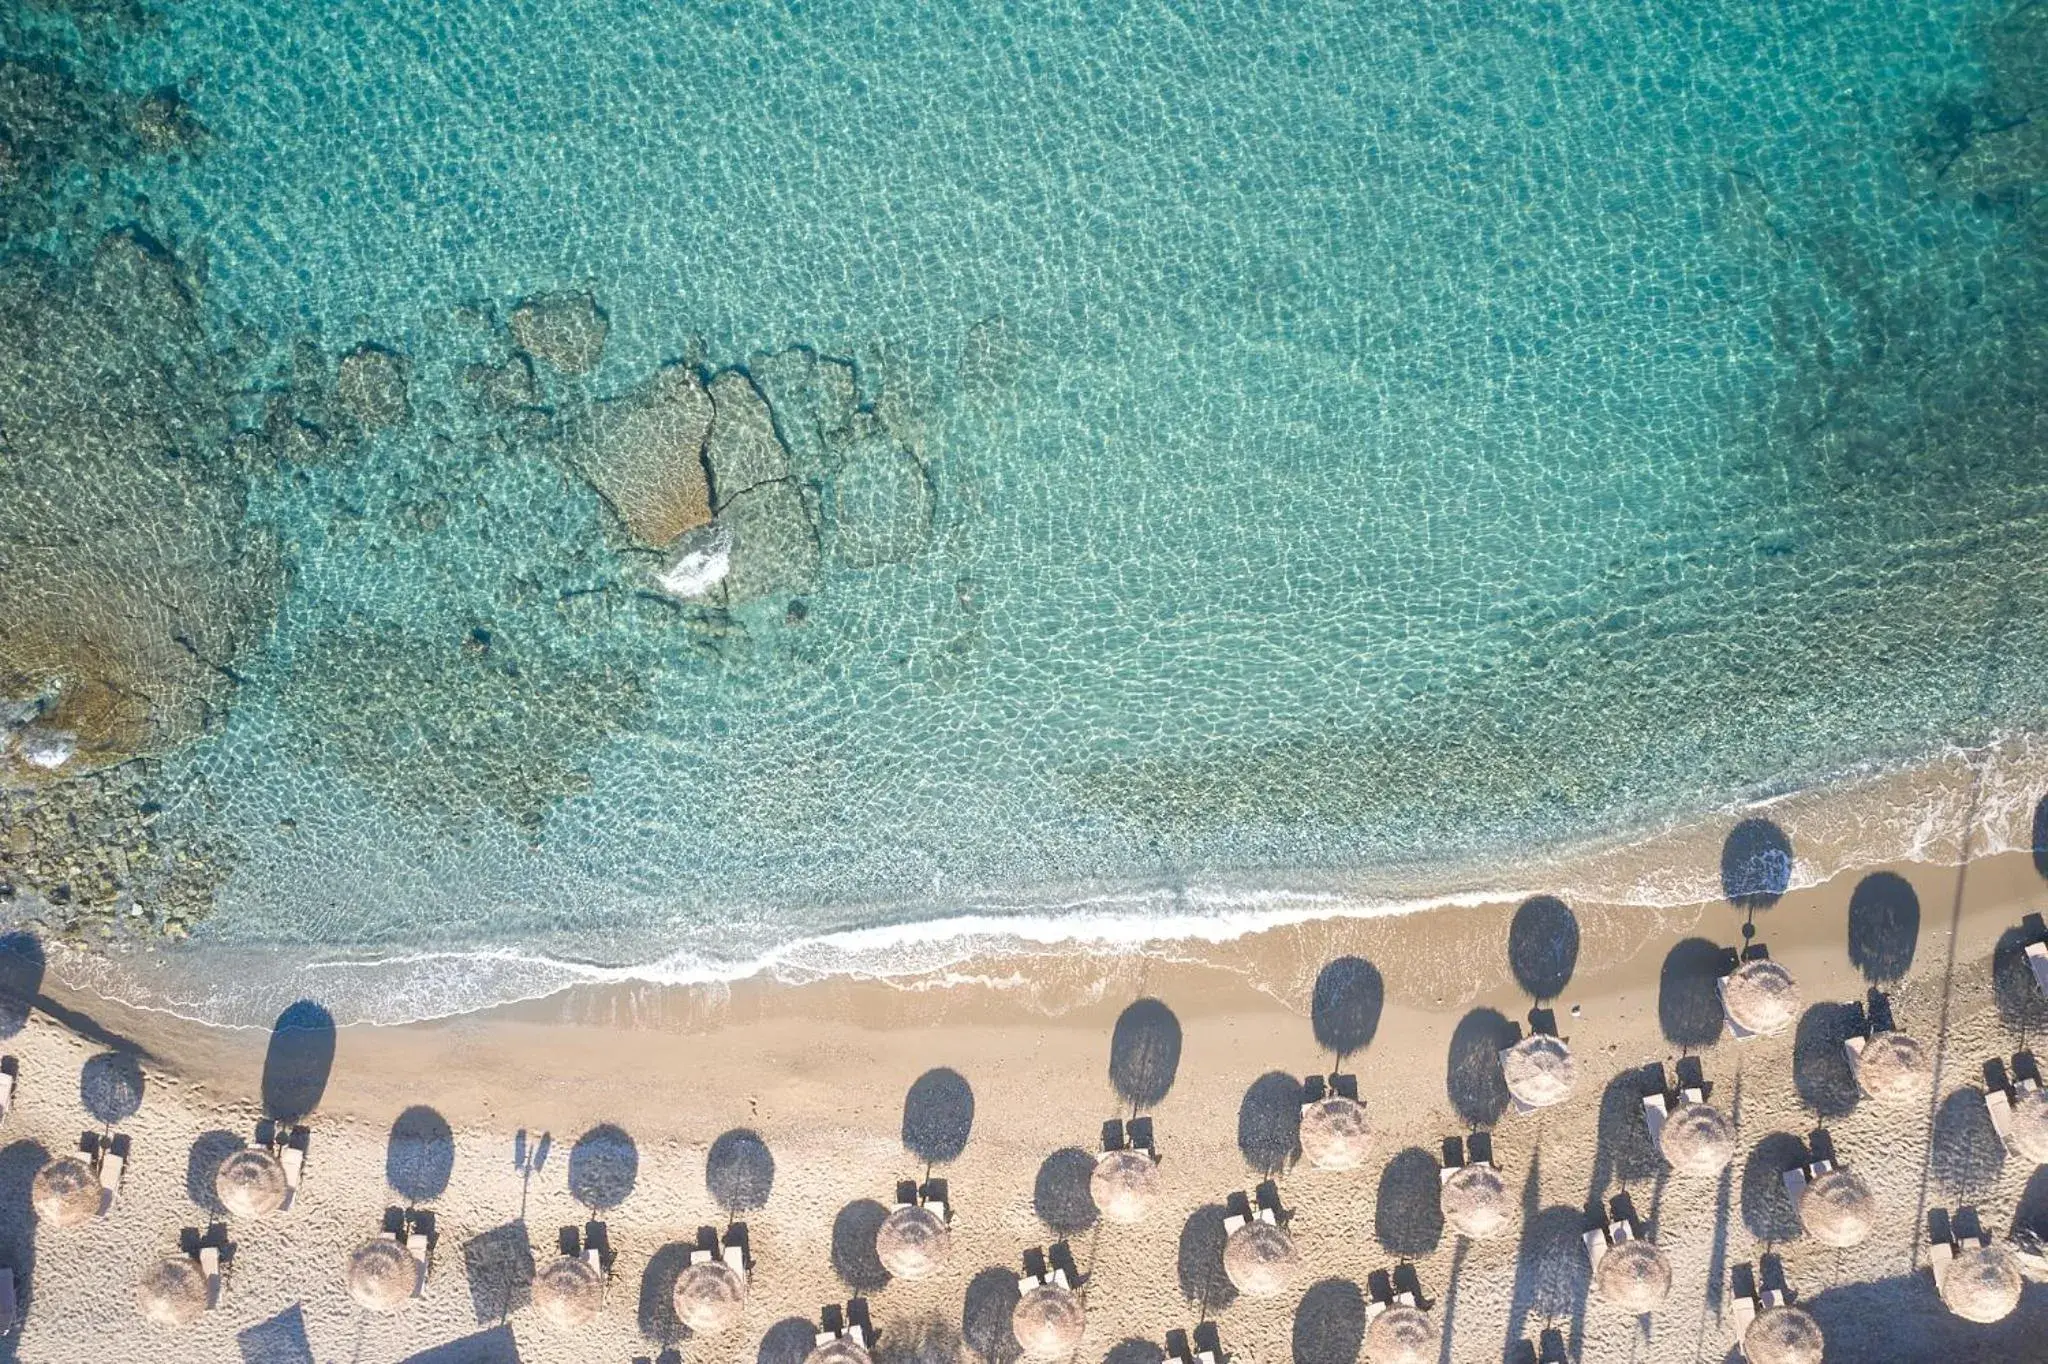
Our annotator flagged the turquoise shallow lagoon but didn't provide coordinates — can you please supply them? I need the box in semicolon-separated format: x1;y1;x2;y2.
8;0;2048;1020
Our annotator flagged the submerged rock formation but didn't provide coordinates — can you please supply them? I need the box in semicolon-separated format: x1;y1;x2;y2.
0;228;280;789
336;343;411;430
509;290;608;375
563;363;715;547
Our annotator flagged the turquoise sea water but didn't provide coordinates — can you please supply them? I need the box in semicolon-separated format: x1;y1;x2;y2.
10;0;2048;1020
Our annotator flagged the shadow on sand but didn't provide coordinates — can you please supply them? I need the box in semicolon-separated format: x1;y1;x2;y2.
1658;938;1734;1049
567;1123;638;1211
260;1000;336;1126
1108;999;1183;1111
1034;1147;1099;1234
962;1265;1024;1364
1506;897;1579;1003
1847;872;1920;984
706;1128;775;1213
0;932;44;1040
1177;1203;1239;1314
387;1105;456;1203
1722;819;1793;912
1291;1278;1366;1364
1373;1147;1445;1258
832;1198;892;1291
1237;1071;1304;1175
1445;1008;1518;1127
903;1068;975;1165
1311;958;1384;1059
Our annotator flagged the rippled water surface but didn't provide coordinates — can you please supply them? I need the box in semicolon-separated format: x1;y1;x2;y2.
7;0;2048;1017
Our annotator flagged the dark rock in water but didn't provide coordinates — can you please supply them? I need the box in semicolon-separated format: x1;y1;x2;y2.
509;290;608;375
336;343;411;430
0;227;278;789
721;480;820;605
0;58;128;234
131;86;207;155
464;353;539;413
704;369;791;508
747;346;858;483
563;363;714;548
829;436;934;568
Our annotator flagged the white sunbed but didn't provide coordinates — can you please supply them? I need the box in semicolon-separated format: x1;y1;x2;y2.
280;1143;304;1210
97;1145;124;1216
0;1070;14;1125
846;1324;868;1348
1681;1085;1705;1104
1729;1288;1757;1338
2026;941;2048;998
1987;1087;2015;1147
1641;1093;1668;1148
200;1245;222;1308
722;1241;748;1281
925;1198;949;1222
1583;1227;1608;1272
1254;1205;1278;1226
1017;1272;1043;1291
409;1232;431;1291
815;1331;838;1348
1844;1034;1867;1070
1221;1214;1247;1235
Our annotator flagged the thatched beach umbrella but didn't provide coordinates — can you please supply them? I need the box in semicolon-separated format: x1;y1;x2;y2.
1012;1281;1086;1358
1440;1163;1511;1241
672;1260;747;1334
32;1155;101;1228
1299;1095;1372;1172
1744;1305;1824;1364
1090;1149;1161;1224
1500;1035;1577;1110
533;1255;605;1330
346;1237;420;1313
1852;1032;1929;1102
1722;959;1799;1036
1222;1219;1298;1297
2009;1088;2048;1164
807;1337;874;1364
1659;1102;1736;1176
1797;1168;1876;1248
216;1148;287;1219
1594;1238;1671;1311
1940;1243;2024;1323
1364;1304;1438;1364
876;1204;952;1279
137;1255;208;1327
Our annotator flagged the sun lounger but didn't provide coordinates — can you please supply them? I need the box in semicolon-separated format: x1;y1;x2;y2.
2027;942;2048;998
1222;1213;1247;1234
1393;1290;1416;1307
200;1245;221;1307
1782;1166;1806;1202
1729;1288;1757;1336
925;1198;949;1222
1844;1034;1866;1071
97;1145;123;1215
409;1232;431;1289
1018;1272;1043;1290
1641;1093;1668;1147
1194;1351;1216;1364
1681;1085;1704;1104
816;1331;838;1348
1583;1228;1607;1272
1988;1086;2015;1148
279;1143;304;1209
722;1241;747;1280
1254;1205;1278;1226
0;1070;13;1125
1049;1267;1072;1290
847;1324;868;1348
0;1267;14;1336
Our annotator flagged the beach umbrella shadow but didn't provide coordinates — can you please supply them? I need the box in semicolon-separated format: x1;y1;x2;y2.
1176;1203;1239;1313
706;1128;775;1212
0;932;45;1039
236;1304;315;1364
1237;1071;1303;1175
2034;794;2048;882
1930;1087;2005;1197
1033;1147;1099;1234
1103;1340;1166;1364
1374;1147;1445;1258
185;1129;245;1217
1722;819;1793;912
1507;897;1579;1002
879;1315;966;1364
1847;872;1919;984
80;1050;145;1126
1108;999;1182;1110
387;1105;456;1203
0;1139;47;1330
1290;1278;1366;1364
567;1123;638;1210
1792;1003;1863;1119
1445;1008;1519;1127
636;1240;695;1346
830;1198;892;1292
1739;1132;1808;1243
461;1221;535;1325
961;1265;1024;1364
260;999;336;1125
1311;957;1384;1059
1589;1066;1664;1192
1658;938;1733;1049
1991;924;2048;1035
903;1068;975;1165
759;1317;820;1364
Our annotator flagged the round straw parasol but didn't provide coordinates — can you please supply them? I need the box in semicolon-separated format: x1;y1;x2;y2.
1852;1032;1929;1102
1440;1163;1511;1240
672;1260;747;1334
1091;1149;1161;1224
1659;1102;1736;1176
1500;1035;1577;1110
2010;1088;2048;1164
1364;1304;1438;1364
875;1204;952;1279
807;1338;873;1364
1940;1242;2024;1323
346;1237;420;1313
1594;1237;1671;1311
1012;1281;1086;1358
1222;1219;1298;1297
33;1155;101;1228
1299;1095;1373;1172
1743;1305;1824;1364
137;1255;208;1327
1798;1168;1876;1248
216;1148;288;1219
533;1255;605;1330
1722;959;1799;1036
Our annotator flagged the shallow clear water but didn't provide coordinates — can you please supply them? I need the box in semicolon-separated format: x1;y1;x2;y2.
13;0;2048;1018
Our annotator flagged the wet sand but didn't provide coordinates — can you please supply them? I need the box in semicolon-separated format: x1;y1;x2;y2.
2;767;2047;1364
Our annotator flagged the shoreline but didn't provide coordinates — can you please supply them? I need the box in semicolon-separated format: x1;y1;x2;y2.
34;730;2048;1030
1;759;2045;1362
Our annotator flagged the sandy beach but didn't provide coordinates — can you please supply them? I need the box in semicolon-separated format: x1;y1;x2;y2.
0;757;2044;1364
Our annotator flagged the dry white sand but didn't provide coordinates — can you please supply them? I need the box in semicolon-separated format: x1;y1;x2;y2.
2;776;2047;1364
